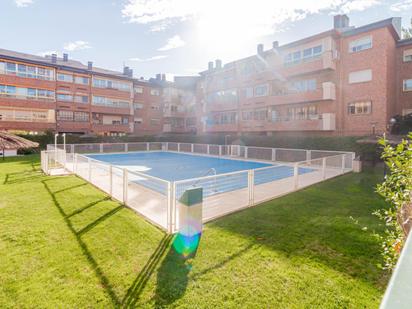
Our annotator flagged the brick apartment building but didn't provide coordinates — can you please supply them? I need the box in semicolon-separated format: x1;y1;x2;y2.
1;15;412;137
0;50;196;136
196;15;412;136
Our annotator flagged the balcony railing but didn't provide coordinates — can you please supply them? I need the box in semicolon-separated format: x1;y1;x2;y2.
0;92;55;102
0;114;55;123
279;51;336;77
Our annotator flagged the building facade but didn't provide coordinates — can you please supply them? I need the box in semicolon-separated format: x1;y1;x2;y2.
1;15;412;137
197;15;411;137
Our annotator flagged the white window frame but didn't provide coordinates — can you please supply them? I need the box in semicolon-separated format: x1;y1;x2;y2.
349;36;372;53
403;79;412;92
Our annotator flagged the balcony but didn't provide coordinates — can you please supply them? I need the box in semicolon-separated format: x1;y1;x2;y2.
205;123;238;133
163;124;192;133
263;113;336;131
92;123;131;133
91;103;132;116
57;121;90;133
271;82;336;105
279;51;336;77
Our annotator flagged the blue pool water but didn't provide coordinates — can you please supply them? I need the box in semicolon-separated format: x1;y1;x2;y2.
86;151;313;197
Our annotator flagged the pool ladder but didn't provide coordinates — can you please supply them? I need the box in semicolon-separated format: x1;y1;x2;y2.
192;168;218;194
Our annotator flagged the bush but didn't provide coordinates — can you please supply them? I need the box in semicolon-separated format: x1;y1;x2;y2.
375;133;412;270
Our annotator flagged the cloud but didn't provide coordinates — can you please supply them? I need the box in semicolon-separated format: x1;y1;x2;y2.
390;0;412;11
338;0;380;13
122;0;381;36
14;0;33;7
63;41;91;51
37;50;60;57
158;35;185;51
129;55;169;62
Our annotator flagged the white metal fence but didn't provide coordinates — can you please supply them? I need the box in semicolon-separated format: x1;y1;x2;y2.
42;142;355;233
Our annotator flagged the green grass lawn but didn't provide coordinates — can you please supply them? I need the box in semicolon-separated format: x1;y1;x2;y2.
0;155;388;308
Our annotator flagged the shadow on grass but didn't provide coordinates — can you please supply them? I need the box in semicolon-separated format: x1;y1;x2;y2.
3;170;44;185
41;178;123;306
209;172;386;286
122;234;173;307
40;176;192;307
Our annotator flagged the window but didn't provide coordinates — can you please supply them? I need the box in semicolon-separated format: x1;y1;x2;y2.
57;73;73;83
134;86;144;94
302;45;322;60
284;45;322;65
348;101;371;115
290;79;317;92
74;95;89;104
349;36;372;53
151;105;160;110
74;112;89;122
150;118;160;125
150;89;160;96
92;77;131;92
404;79;412;91
57;110;73;121
0;61;54;80
254;108;267;120
92;96;130;108
244;87;253;98
404;49;412;62
0;84;54;100
254;84;268;97
134;117;143;124
287;105;318;120
57;93;73;101
242;110;253;121
74;76;89;85
348;69;372;84
133;103;143;109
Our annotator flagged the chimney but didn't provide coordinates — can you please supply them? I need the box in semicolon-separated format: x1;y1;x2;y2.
334;14;350;29
215;59;222;70
208;61;214;71
156;73;161;80
87;61;93;70
272;41;279;49
257;43;264;55
51;53;57;64
161;74;166;81
63;53;68;62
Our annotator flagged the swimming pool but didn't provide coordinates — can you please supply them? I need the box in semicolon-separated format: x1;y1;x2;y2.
86;151;314;197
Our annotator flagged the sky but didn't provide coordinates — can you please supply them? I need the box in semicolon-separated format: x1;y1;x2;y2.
0;0;411;80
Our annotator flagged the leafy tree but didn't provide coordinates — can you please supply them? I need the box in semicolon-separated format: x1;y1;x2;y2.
403;18;412;39
375;133;412;270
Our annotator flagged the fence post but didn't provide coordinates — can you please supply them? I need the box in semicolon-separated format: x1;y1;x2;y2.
74;153;78;173
178;143;181;152
341;154;346;173
272;148;276;161
109;165;113;196
306;150;311;161
146;143;150;151
207;144;210;155
322;157;326;179
191;144;194;153
171;182;176;233
294;163;299;189
167;181;172;233
166;142;169;151
100;143;103;153
245;147;248;159
125;143;128;152
219;145;222;156
88;158;92;181
123;169;128;204
248;170;254;206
